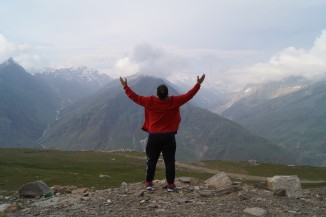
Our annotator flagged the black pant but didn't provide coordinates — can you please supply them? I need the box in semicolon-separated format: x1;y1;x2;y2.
146;133;176;184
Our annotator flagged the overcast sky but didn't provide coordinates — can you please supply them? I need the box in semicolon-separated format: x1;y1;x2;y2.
1;0;326;90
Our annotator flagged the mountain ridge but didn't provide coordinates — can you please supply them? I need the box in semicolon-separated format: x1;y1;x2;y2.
39;75;293;164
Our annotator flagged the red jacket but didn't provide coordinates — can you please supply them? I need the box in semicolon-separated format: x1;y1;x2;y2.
124;83;201;133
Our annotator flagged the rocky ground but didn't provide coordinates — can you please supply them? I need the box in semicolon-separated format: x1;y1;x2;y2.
1;177;326;217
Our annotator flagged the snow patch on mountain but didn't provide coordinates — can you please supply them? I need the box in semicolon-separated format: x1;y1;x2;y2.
29;66;112;85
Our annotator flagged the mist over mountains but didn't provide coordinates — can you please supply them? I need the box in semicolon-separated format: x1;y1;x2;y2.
1;58;326;166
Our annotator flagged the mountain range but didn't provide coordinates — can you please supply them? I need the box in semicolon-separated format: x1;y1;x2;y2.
0;58;112;148
38;75;291;163
2;58;326;166
0;58;293;164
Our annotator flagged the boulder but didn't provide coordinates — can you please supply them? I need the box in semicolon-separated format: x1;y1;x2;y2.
18;180;53;198
267;176;303;198
205;172;233;189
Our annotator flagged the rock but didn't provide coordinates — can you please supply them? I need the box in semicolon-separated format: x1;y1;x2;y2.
99;174;111;179
178;177;191;183
147;203;158;209
273;188;286;197
244;207;267;216
5;177;326;216
134;190;145;197
199;190;214;197
215;186;241;197
205;172;233;189
248;159;259;166
254;181;268;190
238;192;252;200
176;198;191;204
0;203;11;212
18;180;54;198
72;188;88;195
52;185;78;194
33;197;60;208
267;176;303;198
5;202;20;213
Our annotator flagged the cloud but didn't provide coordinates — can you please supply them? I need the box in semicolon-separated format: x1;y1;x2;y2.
0;33;30;57
113;43;190;78
226;29;326;88
113;57;139;77
0;33;42;68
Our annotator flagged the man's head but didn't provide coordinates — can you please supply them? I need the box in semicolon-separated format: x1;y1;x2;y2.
157;84;169;99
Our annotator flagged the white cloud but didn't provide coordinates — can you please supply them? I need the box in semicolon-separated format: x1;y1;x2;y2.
225;29;326;89
113;43;191;78
0;33;30;58
113;57;139;77
15;54;41;68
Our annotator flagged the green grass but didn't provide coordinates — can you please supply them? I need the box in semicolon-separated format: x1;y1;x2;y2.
1;149;325;194
0;149;211;193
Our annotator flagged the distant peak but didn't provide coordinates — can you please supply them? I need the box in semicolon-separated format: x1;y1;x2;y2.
1;57;19;66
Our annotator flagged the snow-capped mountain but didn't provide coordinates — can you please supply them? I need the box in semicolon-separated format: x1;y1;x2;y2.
33;66;112;107
30;66;112;85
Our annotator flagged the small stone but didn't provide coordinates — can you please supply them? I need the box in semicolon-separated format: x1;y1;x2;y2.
99;174;111;179
107;199;112;204
233;181;242;186
179;177;191;183
244;207;267;216
238;192;252;200
147;203;158;209
0;203;11;212
199;190;214;197
81;197;90;201
134;190;145;197
5;202;20;213
176;198;191;204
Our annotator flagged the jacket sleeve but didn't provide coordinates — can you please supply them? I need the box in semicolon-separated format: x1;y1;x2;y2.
123;85;149;107
173;83;201;107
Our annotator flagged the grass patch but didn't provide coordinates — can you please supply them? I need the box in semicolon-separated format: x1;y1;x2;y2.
1;149;325;193
0;149;211;192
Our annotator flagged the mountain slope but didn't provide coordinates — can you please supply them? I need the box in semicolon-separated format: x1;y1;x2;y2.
222;79;326;166
0;58;60;148
40;76;293;164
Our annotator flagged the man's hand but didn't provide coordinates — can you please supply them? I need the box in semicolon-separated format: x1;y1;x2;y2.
197;74;205;84
120;77;127;87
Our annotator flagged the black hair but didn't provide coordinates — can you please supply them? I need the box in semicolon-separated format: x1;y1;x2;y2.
157;84;169;99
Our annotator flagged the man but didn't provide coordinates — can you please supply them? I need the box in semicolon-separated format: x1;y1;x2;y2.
120;74;205;192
